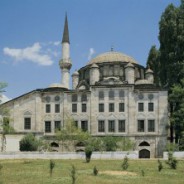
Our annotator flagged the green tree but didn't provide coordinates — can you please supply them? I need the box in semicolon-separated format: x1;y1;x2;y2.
147;1;184;142
146;45;160;86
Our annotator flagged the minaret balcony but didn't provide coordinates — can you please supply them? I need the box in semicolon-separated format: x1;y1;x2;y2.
59;59;72;69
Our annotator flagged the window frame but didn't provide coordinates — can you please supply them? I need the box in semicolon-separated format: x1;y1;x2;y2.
72;103;77;113
137;120;145;132
82;103;87;112
54;121;61;132
118;120;125;132
24;117;31;130
148;119;155;132
108;120;115;132
45;121;51;133
119;103;125;112
148;102;154;112
46;104;51;113
109;103;114;112
138;103;144;112
98;120;105;132
81;121;88;132
99;103;104;112
55;104;60;113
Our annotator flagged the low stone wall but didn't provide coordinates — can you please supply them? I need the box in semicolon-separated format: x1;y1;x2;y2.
163;151;184;159
0;151;138;160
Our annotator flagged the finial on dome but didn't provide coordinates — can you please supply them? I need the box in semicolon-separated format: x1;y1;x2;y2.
110;44;114;52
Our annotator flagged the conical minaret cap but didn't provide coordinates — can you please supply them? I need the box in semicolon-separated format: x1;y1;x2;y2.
62;14;70;44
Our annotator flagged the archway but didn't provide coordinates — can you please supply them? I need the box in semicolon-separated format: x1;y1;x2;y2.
139;141;150;146
50;142;59;147
139;149;150;158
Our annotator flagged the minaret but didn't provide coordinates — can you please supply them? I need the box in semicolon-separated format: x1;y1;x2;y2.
59;14;72;89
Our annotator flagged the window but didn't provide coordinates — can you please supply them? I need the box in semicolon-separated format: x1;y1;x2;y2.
99;91;104;100
119;103;125;112
24;117;31;130
81;94;87;102
148;120;155;132
148;102;154;112
118;120;125;132
109;90;114;100
55;104;60;113
82;104;87;112
46;104;51;113
54;121;61;131
72;104;77;113
99;103;104;112
138;120;145;132
109;103;114;112
98;120;105;132
119;90;124;99
138;103;144;112
45;121;51;133
108;120;115;132
81;121;88;132
72;94;78;102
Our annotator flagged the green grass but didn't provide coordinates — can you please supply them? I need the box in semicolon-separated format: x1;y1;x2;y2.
0;159;183;184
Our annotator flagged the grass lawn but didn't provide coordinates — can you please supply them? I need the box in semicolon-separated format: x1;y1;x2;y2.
0;159;184;184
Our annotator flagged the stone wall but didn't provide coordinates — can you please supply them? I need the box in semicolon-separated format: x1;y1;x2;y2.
0;151;138;160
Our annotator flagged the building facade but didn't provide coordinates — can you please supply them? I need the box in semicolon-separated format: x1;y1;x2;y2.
0;16;168;157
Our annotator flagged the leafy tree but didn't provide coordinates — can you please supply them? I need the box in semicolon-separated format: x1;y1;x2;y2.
146;45;160;86
147;1;184;142
0;108;14;152
20;133;40;151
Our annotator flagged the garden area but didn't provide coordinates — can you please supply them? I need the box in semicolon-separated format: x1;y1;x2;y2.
0;159;184;184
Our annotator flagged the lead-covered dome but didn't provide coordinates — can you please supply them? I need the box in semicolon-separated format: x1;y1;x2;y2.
87;51;137;65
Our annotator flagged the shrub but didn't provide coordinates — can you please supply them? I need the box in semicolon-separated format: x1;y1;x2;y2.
158;159;163;172
141;169;145;177
85;145;93;163
121;156;129;170
70;165;76;184
49;160;55;177
102;136;118;151
166;152;178;169
20;133;40;151
93;166;98;176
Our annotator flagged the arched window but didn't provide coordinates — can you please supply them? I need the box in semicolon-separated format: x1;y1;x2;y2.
139;141;150;146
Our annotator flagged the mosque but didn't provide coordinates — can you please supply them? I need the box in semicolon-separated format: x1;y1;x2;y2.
0;15;168;158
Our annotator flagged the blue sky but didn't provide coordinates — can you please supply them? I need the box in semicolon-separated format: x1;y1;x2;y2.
0;0;180;99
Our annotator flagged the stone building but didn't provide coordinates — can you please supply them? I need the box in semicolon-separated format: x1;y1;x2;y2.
0;15;168;158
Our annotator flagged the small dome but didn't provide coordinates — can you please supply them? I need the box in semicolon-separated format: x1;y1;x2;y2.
90;63;99;68
145;68;153;74
125;62;134;68
72;70;79;76
87;51;137;65
48;83;66;88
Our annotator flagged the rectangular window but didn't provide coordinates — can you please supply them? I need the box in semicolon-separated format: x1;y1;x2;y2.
119;90;124;99
55;104;60;113
148;102;154;112
109;103;114;112
82;104;87;112
99;91;104;100
72;94;78;102
109;90;114;100
24;117;31;130
138;103;144;112
108;120;115;132
45;121;51;133
81;121;88;132
72;104;77;113
118;120;125;132
148;120;155;132
46;104;51;113
54;121;61;131
99;103;104;112
119;103;125;112
98;120;105;132
81;94;87;102
138;120;145;132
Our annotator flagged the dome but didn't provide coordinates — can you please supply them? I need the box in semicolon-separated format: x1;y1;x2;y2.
48;83;66;88
87;51;137;65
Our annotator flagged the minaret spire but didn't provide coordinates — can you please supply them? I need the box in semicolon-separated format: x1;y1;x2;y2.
62;13;70;44
59;14;72;89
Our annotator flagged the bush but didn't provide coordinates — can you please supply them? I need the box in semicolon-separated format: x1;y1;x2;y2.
121;156;129;170
85;145;93;163
102;136;118;151
158;159;163;172
70;165;76;184
20;133;39;151
93;166;98;176
49;160;55;177
166;152;178;169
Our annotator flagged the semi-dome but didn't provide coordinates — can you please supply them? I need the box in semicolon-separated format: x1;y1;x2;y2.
87;51;137;65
